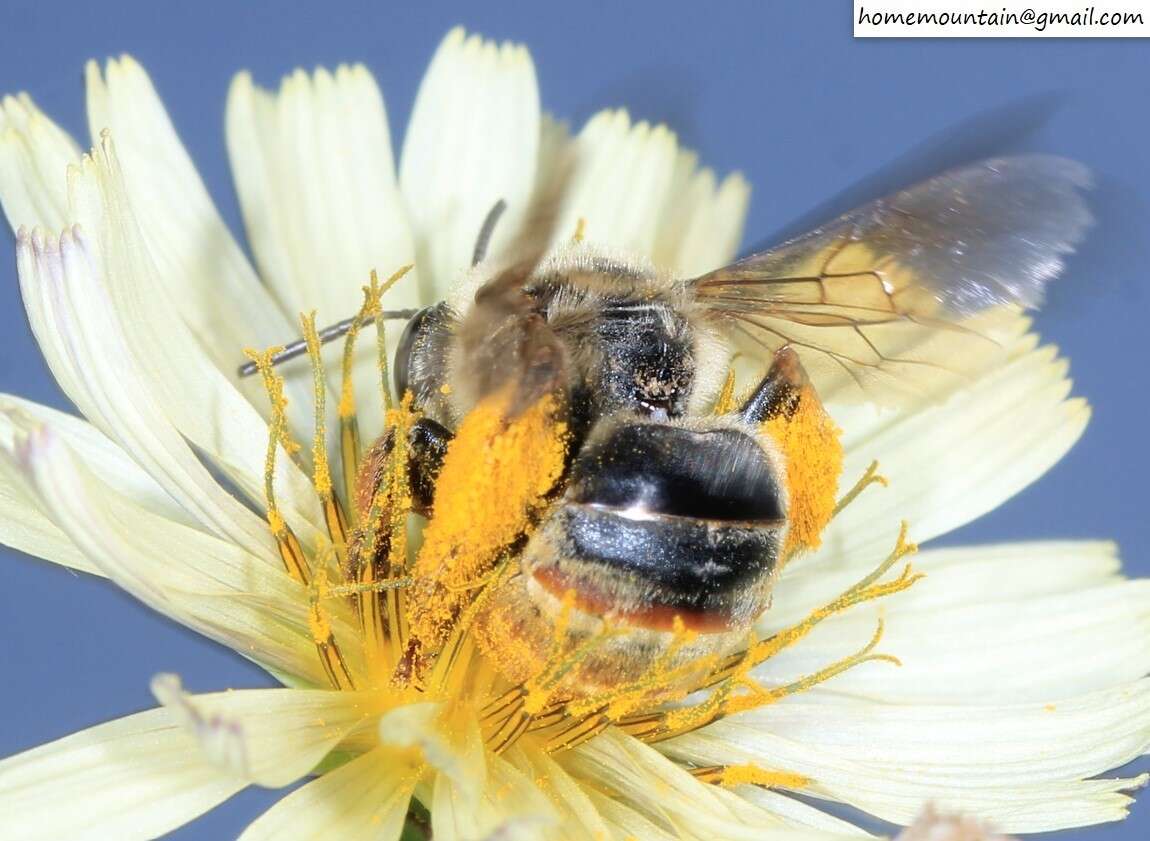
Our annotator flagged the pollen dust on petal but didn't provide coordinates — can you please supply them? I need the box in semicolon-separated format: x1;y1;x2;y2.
706;764;810;790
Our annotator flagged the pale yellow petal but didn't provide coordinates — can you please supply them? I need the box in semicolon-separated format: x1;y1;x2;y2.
70;136;327;540
83;55;315;442
547;109;678;256
0;92;81;231
811;337;1087;578
653;149;750;276
14;226;279;560
666;680;1150;833
0;394;189;575
22;426;358;683
516;749;613;841
0;444;93;573
564;730;851;840
400;27;541;300
151;674;377;787
765;542;1150;703
226;64;416;320
226;63;418;439
239;747;420;841
586;789;680;841
0;706;245;841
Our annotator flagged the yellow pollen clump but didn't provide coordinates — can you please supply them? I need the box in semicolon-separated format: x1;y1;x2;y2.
765;383;843;556
403;386;569;676
698;764;811;790
308;595;333;641
266;508;286;536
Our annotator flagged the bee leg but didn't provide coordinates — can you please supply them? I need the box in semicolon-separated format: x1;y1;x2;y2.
408;417;453;515
354;417;454;521
738;346;809;424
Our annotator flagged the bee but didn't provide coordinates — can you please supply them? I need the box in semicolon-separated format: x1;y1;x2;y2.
245;156;1091;691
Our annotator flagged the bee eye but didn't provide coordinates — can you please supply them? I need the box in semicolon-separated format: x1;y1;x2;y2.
393;303;455;410
393;305;435;400
569;423;784;523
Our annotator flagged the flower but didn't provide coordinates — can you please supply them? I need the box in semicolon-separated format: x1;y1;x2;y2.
0;25;1147;841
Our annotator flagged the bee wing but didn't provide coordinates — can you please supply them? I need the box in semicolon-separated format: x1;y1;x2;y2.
456;260;568;417
691;156;1092;405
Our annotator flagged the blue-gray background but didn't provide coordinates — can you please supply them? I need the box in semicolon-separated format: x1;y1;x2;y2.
0;1;1147;838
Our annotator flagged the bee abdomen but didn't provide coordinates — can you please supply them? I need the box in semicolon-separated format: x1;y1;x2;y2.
523;421;787;633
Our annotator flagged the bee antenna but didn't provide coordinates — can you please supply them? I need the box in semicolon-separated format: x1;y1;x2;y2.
471;198;508;267
238;198;506;379
236;308;421;378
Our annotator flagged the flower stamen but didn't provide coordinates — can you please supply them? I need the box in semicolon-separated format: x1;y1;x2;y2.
337;289;374;513
633;618;897;744
833;459;889;518
302;312;352;575
592;525;919;751
243;346;311;585
425;559;519;695
306;552;357;690
246;346;356;690
326;576;415;598
483;601;629;753
561;621;716;722
543;709;613;754
337;265;412;515
342;398;413;683
384;401;415;665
